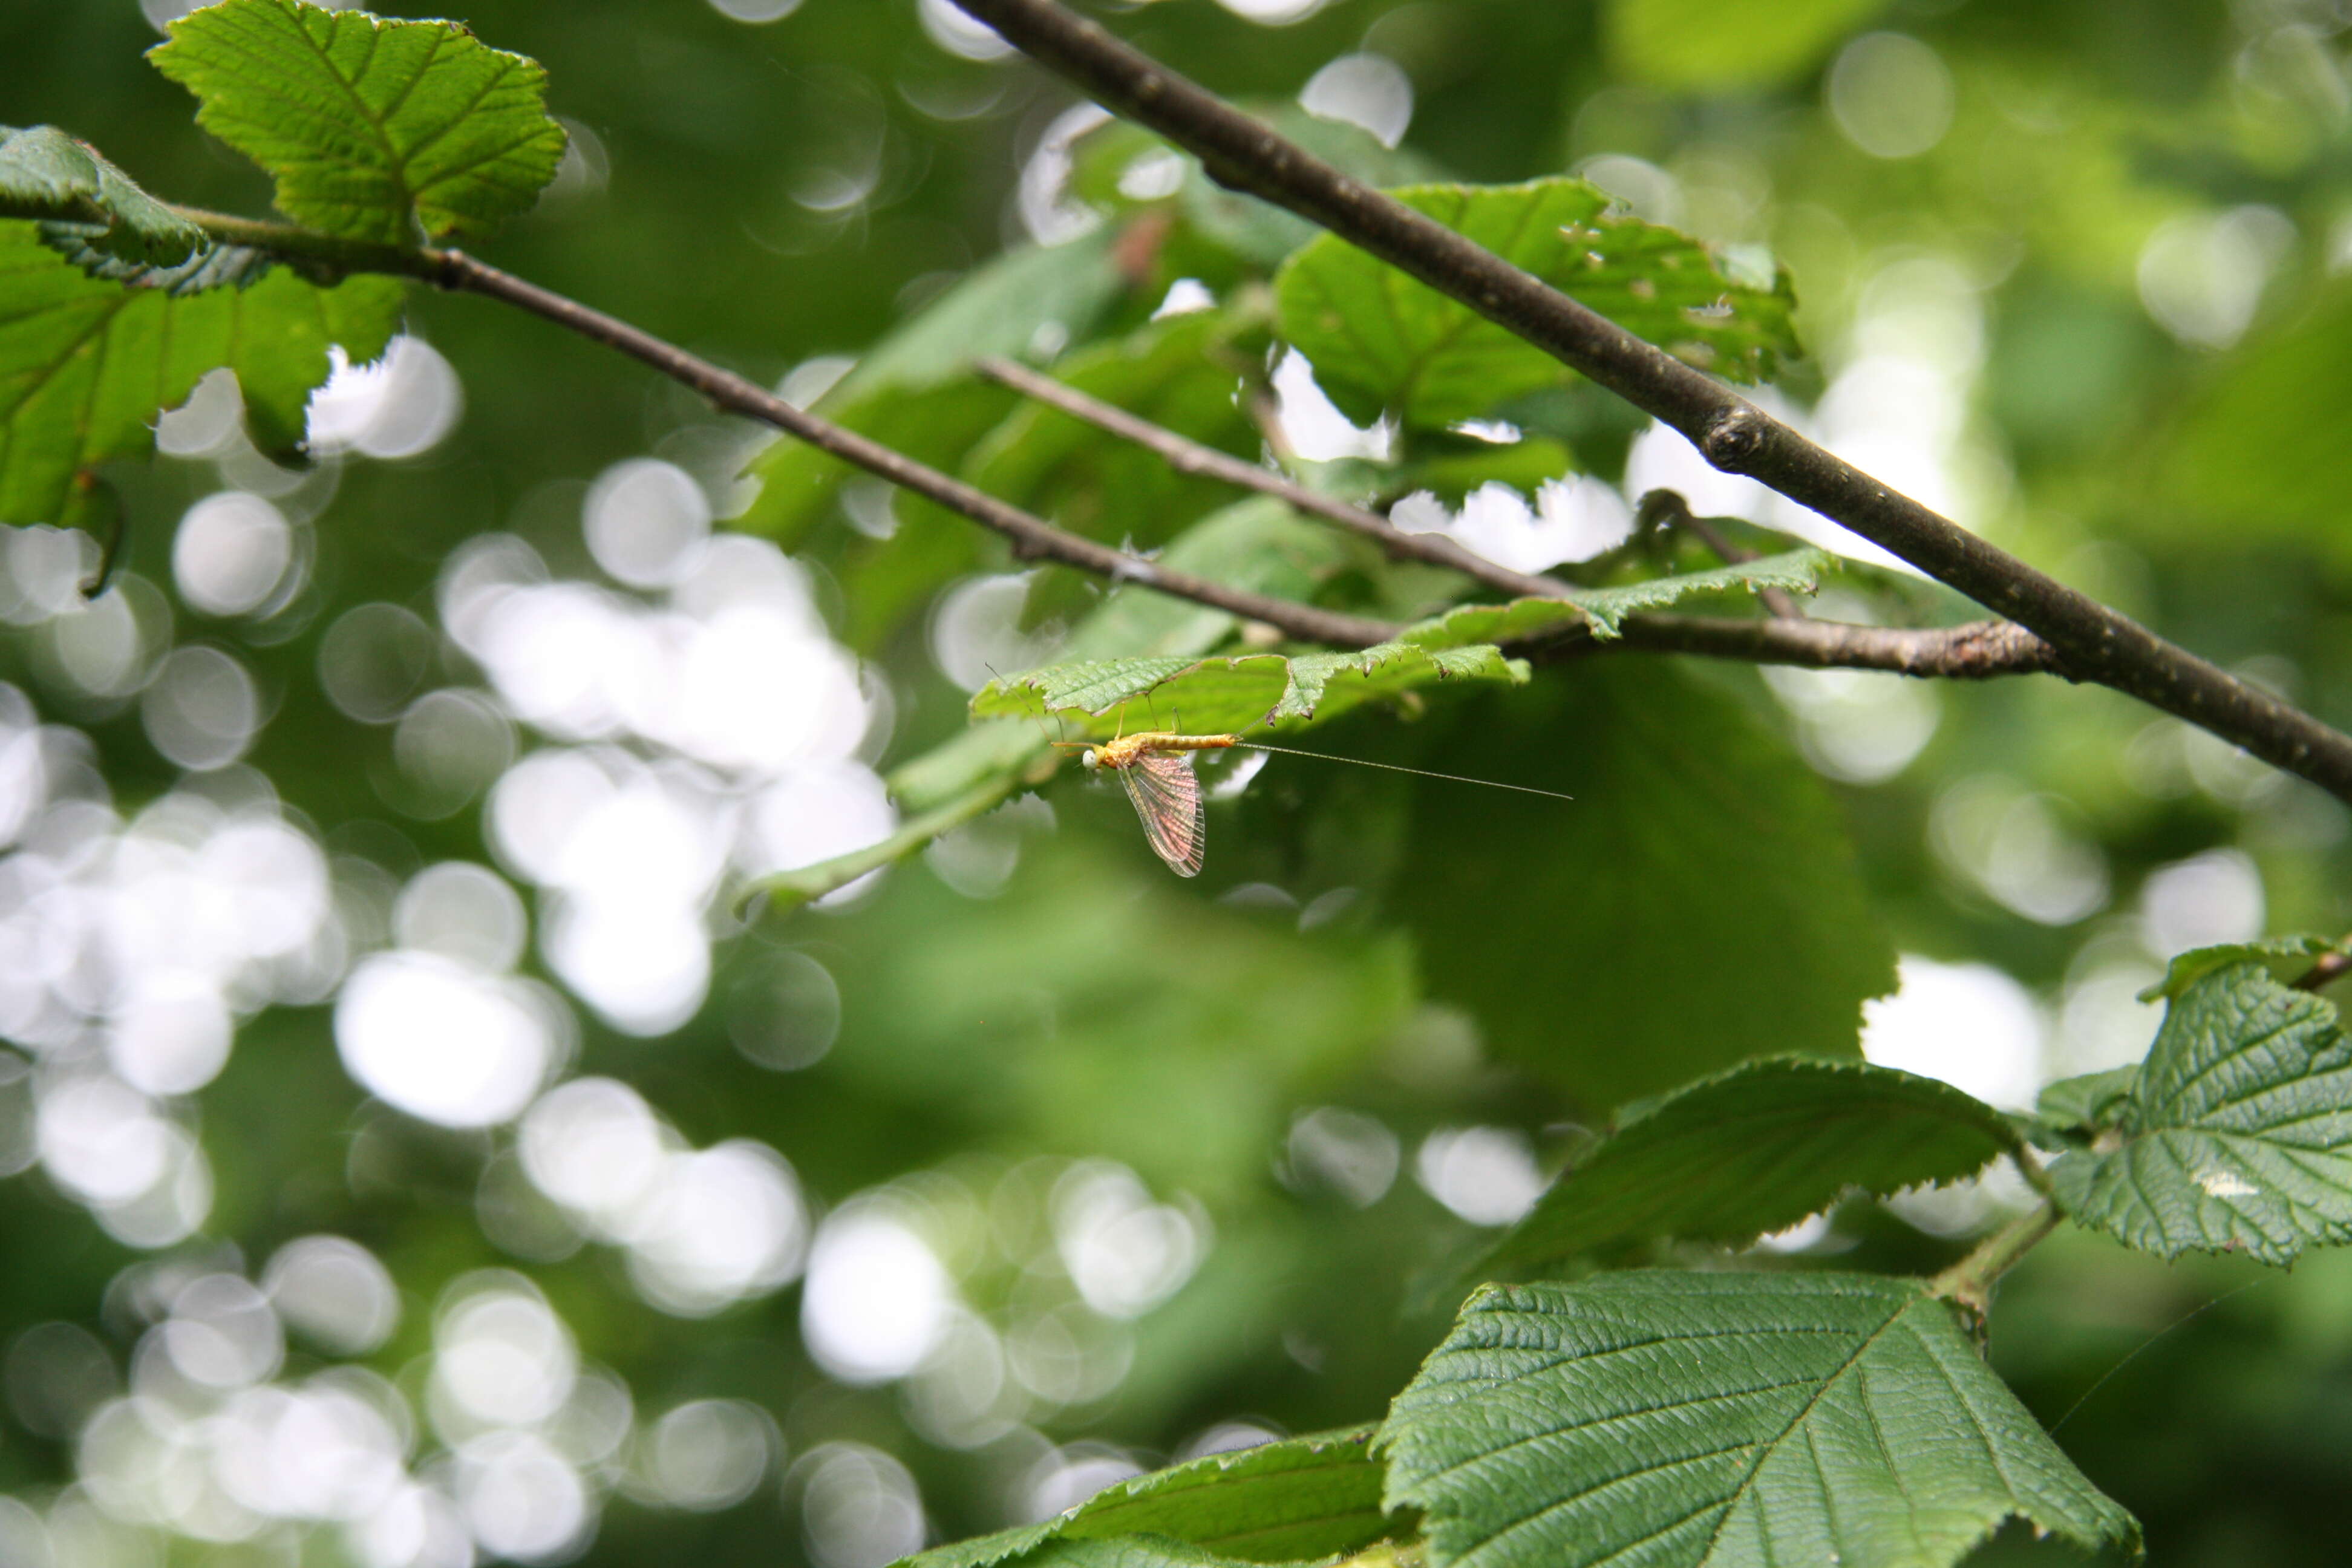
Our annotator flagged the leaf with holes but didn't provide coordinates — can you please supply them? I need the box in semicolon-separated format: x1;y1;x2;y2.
2050;961;2352;1265
1276;179;1798;430
1476;1057;2022;1278
1382;1273;2141;1568
0;125;204;266
150;0;566;245
0;223;403;528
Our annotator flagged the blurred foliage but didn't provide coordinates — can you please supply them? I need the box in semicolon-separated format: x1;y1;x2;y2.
0;0;2348;1565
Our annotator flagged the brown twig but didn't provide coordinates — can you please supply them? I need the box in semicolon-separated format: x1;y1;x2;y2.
2295;947;2352;992
976;354;1567;599
1636;488;1803;620
416;250;1396;650
947;0;2352;806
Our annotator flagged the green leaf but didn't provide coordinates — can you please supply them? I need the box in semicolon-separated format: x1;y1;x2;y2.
0;223;403;527
1477;1058;2021;1277
1382;1273;2141;1568
0;125;204;265
1395;436;1576;509
2136;933;2344;1002
1275;180;1798;430
1607;0;1889;88
1056;497;1355;664
1400;549;1834;648
2032;1067;2140;1143
972;643;1528;739
1056;1426;1400;1561
2051;961;2352;1266
149;0;567;245
1396;664;1895;1107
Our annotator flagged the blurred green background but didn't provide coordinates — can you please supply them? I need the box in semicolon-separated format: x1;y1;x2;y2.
2;1;2351;1565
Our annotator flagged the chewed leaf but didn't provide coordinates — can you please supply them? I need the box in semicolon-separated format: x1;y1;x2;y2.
972;643;1527;737
0;223;404;529
2051;961;2352;1265
1276;178;1800;430
1383;1274;2141;1568
0;125;205;266
151;0;567;245
1400;548;1834;650
1475;1057;2022;1276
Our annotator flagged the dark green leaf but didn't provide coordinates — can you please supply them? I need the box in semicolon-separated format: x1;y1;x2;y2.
2051;961;2352;1265
1395;436;1576;509
0;223;403;527
1607;0;1889;88
150;0;566;244
0;125;204;265
1397;664;1895;1107
1400;549;1834;648
1382;1273;2141;1568
1054;498;1354;664
1477;1057;2021;1277
2136;933;2344;1002
1276;180;1798;429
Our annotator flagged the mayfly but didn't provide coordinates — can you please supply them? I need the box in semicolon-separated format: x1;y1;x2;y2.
1053;727;1572;878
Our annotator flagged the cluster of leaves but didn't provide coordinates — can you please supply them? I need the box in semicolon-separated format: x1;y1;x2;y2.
0;0;565;531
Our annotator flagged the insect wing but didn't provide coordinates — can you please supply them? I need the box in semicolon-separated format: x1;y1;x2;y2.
1120;751;1206;877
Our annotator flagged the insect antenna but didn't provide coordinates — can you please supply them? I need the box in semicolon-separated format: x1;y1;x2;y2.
1230;741;1574;802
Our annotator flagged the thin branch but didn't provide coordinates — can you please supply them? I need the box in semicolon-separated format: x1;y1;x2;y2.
1586;613;2063;678
2296;943;2352;992
975;354;1566;599
947;0;2352;807
981;354;2066;679
1929;1201;2061;1315
393;247;1397;650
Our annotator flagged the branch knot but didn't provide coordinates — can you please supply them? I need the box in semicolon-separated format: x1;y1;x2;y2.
1698;404;1765;473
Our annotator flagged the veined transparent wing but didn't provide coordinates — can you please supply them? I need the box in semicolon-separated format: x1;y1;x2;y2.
1120;750;1207;877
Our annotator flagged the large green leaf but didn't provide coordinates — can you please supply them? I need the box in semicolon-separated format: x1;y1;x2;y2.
1382;1273;2140;1568
1276;180;1798;429
2050;961;2352;1266
0;125;204;265
0;223;403;527
973;642;1527;739
1400;549;1833;647
1477;1058;2022;1278
1396;664;1895;1107
1607;0;1889;88
150;0;566;245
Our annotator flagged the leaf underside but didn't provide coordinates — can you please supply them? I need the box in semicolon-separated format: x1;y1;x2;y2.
0;223;403;528
891;1428;1403;1568
1382;1273;2140;1568
150;0;567;245
0;124;205;265
1402;549;1834;648
1477;1056;2021;1276
972;642;1528;738
2052;960;2352;1265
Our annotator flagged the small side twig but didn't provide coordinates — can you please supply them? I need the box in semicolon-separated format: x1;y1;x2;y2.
2296;944;2352;991
976;354;1566;600
1636;488;1802;620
